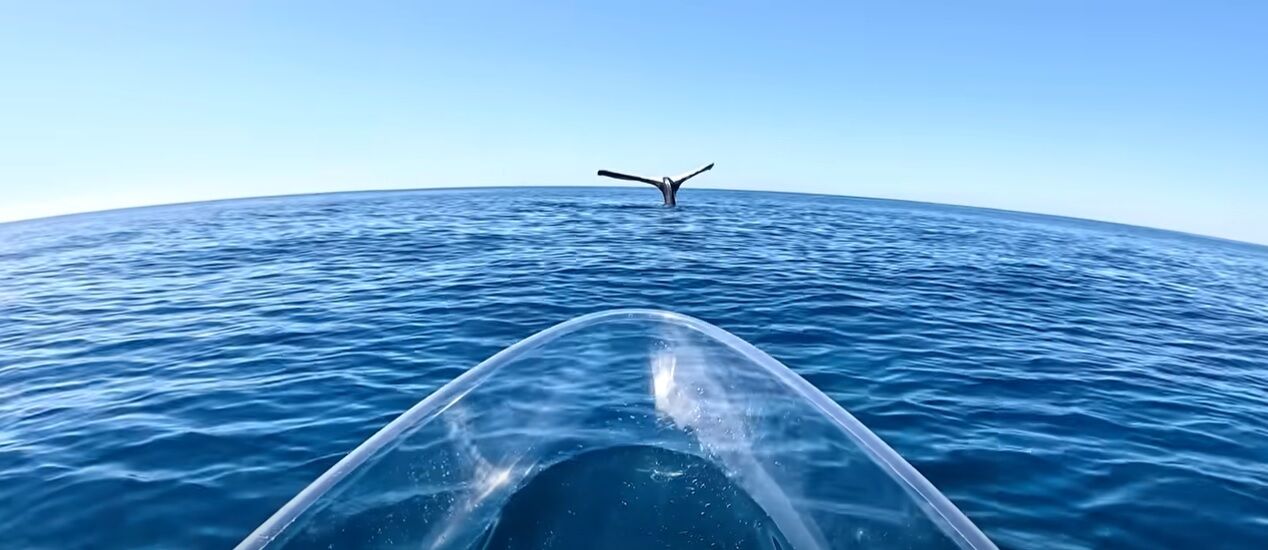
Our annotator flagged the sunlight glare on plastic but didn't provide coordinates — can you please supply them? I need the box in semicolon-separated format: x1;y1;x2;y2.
238;309;996;549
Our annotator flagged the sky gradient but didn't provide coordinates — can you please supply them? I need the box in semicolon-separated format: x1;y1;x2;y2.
3;1;1266;243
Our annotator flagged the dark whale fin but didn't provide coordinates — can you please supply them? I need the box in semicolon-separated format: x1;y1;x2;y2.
597;163;715;206
596;170;662;187
670;163;715;189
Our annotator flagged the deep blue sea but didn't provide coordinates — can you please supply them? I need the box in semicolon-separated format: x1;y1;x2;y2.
1;188;1266;549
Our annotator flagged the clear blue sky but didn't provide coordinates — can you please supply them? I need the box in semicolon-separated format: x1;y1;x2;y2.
3;1;1266;243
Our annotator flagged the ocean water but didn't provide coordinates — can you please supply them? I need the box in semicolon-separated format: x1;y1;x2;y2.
0;187;1265;549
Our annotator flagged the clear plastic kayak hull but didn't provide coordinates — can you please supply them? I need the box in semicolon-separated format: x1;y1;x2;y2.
238;309;996;549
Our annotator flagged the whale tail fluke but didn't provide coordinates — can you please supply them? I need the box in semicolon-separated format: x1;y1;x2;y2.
670;163;714;189
595;170;662;186
596;163;714;207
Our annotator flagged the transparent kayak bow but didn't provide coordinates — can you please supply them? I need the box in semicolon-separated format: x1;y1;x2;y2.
238;309;996;549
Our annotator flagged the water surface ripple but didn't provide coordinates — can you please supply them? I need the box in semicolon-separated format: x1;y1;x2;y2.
1;188;1266;549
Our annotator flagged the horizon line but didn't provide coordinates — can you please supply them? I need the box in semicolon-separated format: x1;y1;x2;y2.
2;184;1264;250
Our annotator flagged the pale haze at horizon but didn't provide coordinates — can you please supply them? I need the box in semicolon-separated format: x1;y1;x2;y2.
3;2;1266;244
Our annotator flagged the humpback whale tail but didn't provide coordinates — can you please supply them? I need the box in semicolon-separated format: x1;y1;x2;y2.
596;163;714;206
